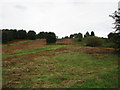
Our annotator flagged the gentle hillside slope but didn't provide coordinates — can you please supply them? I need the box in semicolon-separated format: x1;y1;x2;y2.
2;39;118;88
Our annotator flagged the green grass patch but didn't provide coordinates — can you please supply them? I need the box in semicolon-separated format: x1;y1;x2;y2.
2;45;71;58
102;42;115;48
2;45;118;88
54;51;118;68
49;77;62;84
34;75;48;79
0;54;2;58
19;81;34;88
53;51;118;88
70;70;118;88
56;43;74;45
2;40;32;47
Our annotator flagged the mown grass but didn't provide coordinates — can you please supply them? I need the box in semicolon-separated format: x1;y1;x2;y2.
2;45;71;58
2;46;118;88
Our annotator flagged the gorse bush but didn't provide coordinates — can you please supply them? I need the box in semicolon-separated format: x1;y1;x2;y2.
84;36;103;47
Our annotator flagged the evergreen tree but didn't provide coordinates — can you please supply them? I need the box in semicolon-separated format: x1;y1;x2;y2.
84;31;90;37
70;34;74;38
109;10;120;51
91;31;95;36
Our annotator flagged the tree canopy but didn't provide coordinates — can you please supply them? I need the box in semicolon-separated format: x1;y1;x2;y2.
27;30;36;40
46;32;56;44
109;11;120;52
1;29;57;44
91;31;95;36
84;31;90;37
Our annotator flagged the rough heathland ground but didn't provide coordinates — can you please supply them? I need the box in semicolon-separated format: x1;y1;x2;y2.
2;39;118;88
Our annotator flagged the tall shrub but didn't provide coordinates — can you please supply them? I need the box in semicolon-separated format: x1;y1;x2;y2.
84;36;103;47
46;32;56;44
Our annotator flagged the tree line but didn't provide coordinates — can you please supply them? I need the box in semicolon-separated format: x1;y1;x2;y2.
62;31;95;41
1;29;95;45
1;29;56;44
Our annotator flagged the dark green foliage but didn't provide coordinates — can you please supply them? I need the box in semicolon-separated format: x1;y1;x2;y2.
1;29;57;44
1;29;35;44
84;36;103;47
37;32;57;44
61;36;69;39
108;33;114;40
27;30;36;40
109;11;120;52
37;32;47;39
75;33;83;41
107;32;119;49
101;37;115;48
108;33;116;41
70;34;74;38
10;29;18;40
84;31;90;37
2;29;15;43
46;32;56;44
69;33;83;41
113;33;120;51
2;31;8;43
84;31;95;37
91;31;95;36
17;30;27;39
64;36;69;39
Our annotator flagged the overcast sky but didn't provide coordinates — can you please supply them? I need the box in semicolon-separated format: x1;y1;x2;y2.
0;0;119;38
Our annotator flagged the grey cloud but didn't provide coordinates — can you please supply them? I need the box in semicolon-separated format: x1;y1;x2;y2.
15;4;27;10
0;0;118;38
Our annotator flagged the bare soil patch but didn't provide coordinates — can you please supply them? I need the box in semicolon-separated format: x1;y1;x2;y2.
2;39;114;61
2;39;46;54
2;39;73;54
70;46;114;58
2;40;27;46
81;47;114;54
3;47;68;62
57;39;74;44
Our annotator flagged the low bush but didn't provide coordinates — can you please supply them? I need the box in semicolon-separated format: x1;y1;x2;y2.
84;36;103;47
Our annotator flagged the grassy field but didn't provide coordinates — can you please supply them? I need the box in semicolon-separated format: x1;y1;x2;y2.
2;39;119;88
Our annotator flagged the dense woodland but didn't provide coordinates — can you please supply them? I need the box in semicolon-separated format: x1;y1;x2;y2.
0;29;56;44
0;29;94;44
